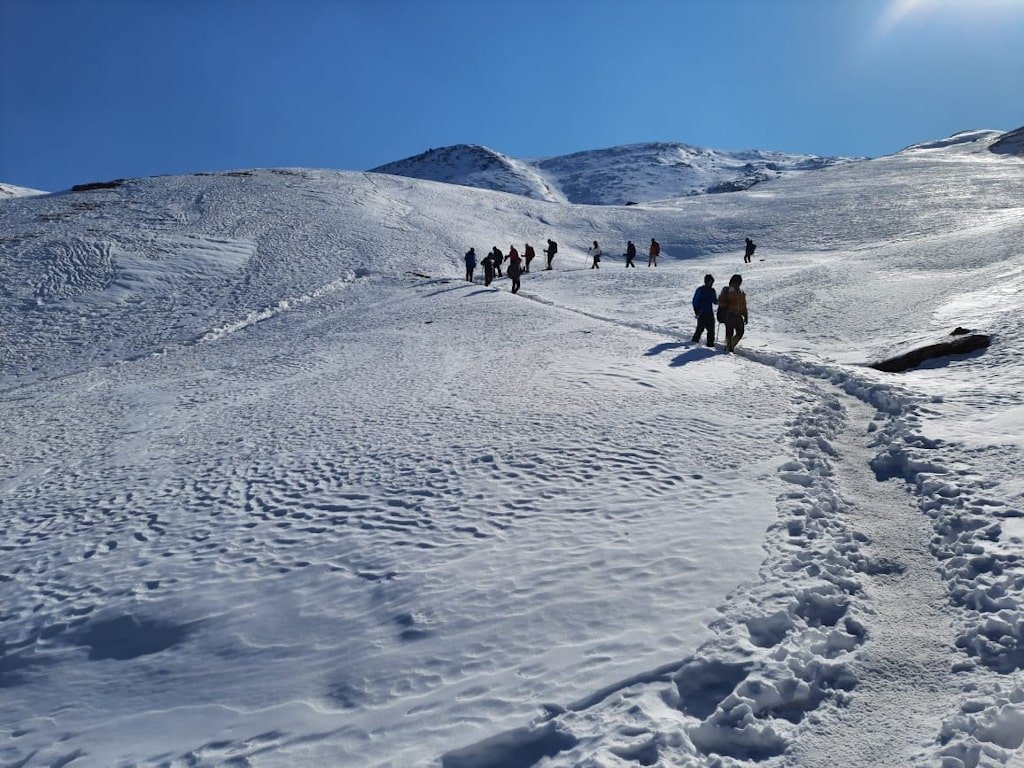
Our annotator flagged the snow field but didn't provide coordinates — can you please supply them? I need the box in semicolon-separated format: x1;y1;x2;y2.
2;129;1024;765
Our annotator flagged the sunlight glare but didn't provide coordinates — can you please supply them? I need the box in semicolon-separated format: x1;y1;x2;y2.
878;0;1024;35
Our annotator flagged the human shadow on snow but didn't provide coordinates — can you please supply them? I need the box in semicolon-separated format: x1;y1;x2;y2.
644;341;688;356
669;347;718;367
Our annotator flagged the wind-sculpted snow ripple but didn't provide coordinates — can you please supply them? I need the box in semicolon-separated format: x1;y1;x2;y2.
442;381;871;766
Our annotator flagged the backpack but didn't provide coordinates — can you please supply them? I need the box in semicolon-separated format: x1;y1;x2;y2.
716;287;731;323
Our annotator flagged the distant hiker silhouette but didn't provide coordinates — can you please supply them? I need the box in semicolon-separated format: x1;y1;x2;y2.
718;274;749;353
490;246;504;277
692;273;718;347
464;247;477;282
744;237;756;264
523;243;536;273
482;255;495;286
508;244;520;271
624;240;637;268
545;239;558;270
589;241;602;269
648;238;660;267
508;256;522;293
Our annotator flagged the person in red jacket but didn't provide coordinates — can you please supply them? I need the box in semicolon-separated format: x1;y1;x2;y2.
523;243;536;273
648;238;661;267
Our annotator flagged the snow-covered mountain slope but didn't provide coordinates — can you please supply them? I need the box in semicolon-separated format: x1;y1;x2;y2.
3;128;1024;767
900;128;1004;152
371;144;566;202
531;141;857;204
991;126;1024;155
0;181;46;199
372;140;859;204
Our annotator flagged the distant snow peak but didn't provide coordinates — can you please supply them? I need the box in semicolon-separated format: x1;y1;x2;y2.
371;144;564;203
371;141;856;205
0;182;46;199
902;129;1005;153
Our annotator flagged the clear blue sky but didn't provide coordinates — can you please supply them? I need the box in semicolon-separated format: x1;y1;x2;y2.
2;0;1022;191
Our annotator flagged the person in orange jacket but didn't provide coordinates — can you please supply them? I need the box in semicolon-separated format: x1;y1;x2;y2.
648;238;660;267
718;274;749;352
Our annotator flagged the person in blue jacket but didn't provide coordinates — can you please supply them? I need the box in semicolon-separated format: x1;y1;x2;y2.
465;247;477;282
692;274;718;347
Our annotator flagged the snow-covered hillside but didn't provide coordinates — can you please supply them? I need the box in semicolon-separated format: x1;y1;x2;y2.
3;126;1024;767
370;145;566;203
372;141;858;204
0;181;46;199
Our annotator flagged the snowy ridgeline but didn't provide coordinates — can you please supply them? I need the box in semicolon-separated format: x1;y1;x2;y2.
2;128;1024;766
370;141;863;205
0;182;47;199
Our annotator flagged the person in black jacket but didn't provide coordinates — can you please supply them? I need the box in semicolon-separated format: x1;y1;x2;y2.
508;256;522;293
691;274;718;347
464;248;477;282
744;237;756;263
544;239;558;270
482;255;495;286
624;240;637;268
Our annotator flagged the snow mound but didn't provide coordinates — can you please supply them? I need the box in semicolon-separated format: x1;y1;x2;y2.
371;144;565;202
373;141;859;206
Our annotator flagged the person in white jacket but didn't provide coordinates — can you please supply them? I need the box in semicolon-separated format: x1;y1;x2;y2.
589;241;602;269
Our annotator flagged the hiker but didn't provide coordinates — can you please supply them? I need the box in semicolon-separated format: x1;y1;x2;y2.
648;238;660;267
508;244;521;272
523;243;536;273
491;246;504;277
482;254;495;286
718;274;749;352
624;240;637;268
544;239;558;270
464;247;477;282
691;274;718;347
508;255;522;293
744;237;756;264
589;241;602;269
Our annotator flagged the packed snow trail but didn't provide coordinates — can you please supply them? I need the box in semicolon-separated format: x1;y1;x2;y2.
791;396;961;766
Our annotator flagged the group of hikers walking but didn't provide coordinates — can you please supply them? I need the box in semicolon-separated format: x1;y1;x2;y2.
465;236;668;285
464;239;559;293
463;236;754;352
590;238;661;269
